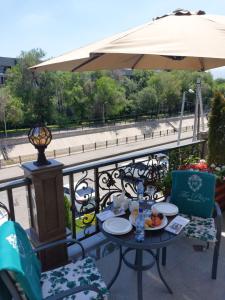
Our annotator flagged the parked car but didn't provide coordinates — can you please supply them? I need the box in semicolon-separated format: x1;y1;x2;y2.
63;182;96;214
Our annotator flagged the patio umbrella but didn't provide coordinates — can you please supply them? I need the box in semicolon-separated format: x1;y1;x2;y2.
31;9;225;72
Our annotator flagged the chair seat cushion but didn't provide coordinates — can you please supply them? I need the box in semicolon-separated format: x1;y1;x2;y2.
181;214;217;242
41;256;109;300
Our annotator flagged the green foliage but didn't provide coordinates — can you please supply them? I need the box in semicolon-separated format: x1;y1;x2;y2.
64;196;72;229
2;48;218;129
6;49;55;125
168;144;202;171
159;144;203;195
63;195;96;233
94;76;126;119
208;92;225;164
157;171;172;196
131;86;158;114
0;87;24;128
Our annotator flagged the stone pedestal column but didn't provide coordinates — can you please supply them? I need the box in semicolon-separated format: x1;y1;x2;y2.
22;159;68;271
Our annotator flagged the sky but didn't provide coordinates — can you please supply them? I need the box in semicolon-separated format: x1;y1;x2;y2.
1;0;225;77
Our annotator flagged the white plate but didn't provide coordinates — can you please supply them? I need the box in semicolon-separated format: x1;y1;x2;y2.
129;215;168;231
151;203;179;216
103;217;132;235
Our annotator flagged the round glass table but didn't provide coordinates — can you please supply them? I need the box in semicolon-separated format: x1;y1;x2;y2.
99;211;182;300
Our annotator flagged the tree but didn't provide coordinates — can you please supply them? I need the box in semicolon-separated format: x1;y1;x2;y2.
93;76;126;120
3;49;219;129
0;87;23;132
213;78;225;95
148;72;182;114
6;49;55;125
131;86;158;114
208;92;225;164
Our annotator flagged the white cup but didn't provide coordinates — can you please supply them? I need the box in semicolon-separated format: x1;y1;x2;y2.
112;195;121;213
121;197;129;211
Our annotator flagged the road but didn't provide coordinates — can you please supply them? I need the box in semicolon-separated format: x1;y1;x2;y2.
0;130;197;229
0;130;194;182
1;114;201;160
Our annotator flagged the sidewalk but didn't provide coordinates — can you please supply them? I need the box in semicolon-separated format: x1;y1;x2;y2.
0;131;194;183
1;115;199;159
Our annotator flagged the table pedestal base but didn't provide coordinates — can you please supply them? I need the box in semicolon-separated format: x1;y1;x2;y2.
107;246;173;300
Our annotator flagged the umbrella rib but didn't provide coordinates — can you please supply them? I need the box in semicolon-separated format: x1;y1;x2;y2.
131;54;145;69
72;53;105;72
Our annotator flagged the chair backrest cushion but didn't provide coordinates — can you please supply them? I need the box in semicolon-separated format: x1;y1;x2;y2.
0;221;42;300
171;170;216;218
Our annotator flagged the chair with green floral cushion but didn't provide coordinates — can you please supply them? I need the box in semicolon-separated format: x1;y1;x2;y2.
162;170;222;279
0;221;109;300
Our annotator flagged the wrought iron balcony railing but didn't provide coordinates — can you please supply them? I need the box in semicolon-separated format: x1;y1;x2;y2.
0;140;206;243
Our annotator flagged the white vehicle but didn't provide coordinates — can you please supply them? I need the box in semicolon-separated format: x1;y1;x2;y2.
63;182;95;213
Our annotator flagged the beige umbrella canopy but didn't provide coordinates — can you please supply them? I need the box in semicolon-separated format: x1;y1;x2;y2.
31;9;225;72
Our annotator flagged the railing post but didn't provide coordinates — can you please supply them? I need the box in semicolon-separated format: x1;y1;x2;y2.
22;160;67;271
26;182;34;228
69;174;76;239
94;168;100;232
7;189;15;221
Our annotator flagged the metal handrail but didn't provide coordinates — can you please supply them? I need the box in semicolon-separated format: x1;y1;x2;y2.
63;140;205;175
0;178;30;192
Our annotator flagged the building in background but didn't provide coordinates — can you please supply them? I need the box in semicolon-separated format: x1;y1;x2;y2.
0;57;17;85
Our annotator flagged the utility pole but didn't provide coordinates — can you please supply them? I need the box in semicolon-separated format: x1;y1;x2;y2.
177;92;186;146
193;78;204;141
177;89;194;145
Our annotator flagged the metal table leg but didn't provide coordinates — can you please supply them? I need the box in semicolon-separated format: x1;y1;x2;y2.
156;249;173;294
136;249;143;300
107;246;123;289
162;247;167;266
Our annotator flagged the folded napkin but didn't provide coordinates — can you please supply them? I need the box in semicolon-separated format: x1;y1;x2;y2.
97;209;125;222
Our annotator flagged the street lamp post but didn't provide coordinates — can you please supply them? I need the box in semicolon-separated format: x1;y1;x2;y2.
177;89;194;145
193;78;204;141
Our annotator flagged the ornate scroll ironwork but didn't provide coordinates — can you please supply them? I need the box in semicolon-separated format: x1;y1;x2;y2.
98;153;168;206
